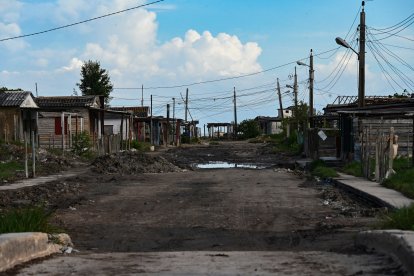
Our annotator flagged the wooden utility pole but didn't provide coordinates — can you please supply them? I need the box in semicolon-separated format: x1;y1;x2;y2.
172;98;175;145
233;87;238;139
150;95;153;145
185;88;189;122
294;66;298;111
358;1;366;107
166;104;170;146
277;78;284;120
141;84;144;107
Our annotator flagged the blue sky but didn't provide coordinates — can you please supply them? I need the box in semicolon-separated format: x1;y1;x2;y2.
1;0;413;127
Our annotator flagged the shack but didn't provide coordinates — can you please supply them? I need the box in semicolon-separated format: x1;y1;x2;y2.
0;91;38;142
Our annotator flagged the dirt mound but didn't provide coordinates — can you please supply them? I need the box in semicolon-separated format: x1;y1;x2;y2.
92;151;180;174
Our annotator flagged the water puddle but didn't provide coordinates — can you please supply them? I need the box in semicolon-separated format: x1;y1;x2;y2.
195;161;267;169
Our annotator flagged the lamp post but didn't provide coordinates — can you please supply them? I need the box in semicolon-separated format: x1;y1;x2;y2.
335;1;365;107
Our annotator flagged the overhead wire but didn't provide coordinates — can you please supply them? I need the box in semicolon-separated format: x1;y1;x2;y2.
0;0;164;42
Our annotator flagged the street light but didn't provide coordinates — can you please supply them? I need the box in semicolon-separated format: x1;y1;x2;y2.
296;61;308;67
335;37;359;56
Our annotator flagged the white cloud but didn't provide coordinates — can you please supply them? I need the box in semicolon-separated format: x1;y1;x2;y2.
59;57;83;72
0;22;27;51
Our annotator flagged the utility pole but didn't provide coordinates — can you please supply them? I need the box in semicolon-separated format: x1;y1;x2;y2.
233;87;238;139
150;95;153;145
309;49;314;119
35;83;38;97
358;1;366;108
294;66;298;112
172;98;175;145
277;78;284;120
185;88;189;122
166;104;170;146
141;84;144;107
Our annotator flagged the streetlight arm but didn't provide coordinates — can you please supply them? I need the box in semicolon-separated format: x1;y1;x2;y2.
335;37;359;56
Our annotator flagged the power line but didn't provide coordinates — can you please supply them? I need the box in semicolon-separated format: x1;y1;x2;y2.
114;47;339;90
0;0;164;42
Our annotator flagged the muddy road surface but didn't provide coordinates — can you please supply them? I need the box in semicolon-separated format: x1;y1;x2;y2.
5;141;404;275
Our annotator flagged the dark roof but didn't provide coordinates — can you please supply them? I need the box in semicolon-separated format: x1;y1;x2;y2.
36;96;99;108
110;106;149;117
254;116;280;122
0;91;33;107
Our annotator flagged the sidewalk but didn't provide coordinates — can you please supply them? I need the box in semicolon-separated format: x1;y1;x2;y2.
333;172;414;209
0;167;89;191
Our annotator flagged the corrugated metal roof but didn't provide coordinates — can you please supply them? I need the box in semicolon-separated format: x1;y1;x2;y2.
36;96;99;108
110;106;149;117
0;91;32;107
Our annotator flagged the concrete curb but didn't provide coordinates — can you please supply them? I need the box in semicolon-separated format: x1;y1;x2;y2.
356;230;414;276
0;232;71;272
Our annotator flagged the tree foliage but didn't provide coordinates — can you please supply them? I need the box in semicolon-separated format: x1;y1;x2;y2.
238;119;260;139
0;87;23;93
77;60;113;104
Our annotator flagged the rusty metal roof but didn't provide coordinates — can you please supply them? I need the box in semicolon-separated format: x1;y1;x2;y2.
0;91;33;107
36;96;100;108
110;106;149;117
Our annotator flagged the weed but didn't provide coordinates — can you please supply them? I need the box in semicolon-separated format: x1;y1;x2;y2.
383;168;414;199
343;161;363;177
0;206;60;234
379;204;414;230
312;166;339;178
131;140;151;151
0;161;24;180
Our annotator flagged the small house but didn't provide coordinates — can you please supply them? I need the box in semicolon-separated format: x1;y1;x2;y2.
35;95;104;149
0;91;38;142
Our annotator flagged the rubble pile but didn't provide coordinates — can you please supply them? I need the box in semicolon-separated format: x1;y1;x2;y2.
92;152;180;174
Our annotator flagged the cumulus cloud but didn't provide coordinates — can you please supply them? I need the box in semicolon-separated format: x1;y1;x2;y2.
59;57;83;72
0;22;27;51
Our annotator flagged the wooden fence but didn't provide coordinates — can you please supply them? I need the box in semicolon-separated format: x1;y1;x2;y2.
359;118;412;183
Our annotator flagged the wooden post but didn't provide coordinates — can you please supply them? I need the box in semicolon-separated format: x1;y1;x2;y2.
31;131;35;177
25;132;28;178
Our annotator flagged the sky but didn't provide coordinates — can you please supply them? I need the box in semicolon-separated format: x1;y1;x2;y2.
1;0;413;129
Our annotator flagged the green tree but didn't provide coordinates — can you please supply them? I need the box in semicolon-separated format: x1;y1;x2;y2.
238;119;260;139
77;60;113;104
0;87;23;93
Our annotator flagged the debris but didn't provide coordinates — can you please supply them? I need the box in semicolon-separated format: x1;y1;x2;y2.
69;206;76;211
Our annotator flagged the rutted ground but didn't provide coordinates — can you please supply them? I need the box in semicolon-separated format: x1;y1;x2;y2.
2;141;404;275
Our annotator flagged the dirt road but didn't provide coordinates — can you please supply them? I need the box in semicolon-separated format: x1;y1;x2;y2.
5;141;404;275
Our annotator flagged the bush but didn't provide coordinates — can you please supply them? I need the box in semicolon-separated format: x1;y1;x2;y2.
71;131;91;156
0;206;59;234
130;140;151;151
379;204;414;230
238;119;260;139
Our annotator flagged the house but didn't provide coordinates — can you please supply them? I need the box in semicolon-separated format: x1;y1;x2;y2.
35;95;104;149
254;116;282;135
305;95;414;161
110;106;150;142
207;123;233;139
0;91;38;142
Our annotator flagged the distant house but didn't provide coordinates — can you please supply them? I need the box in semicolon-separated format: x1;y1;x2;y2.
35;95;104;149
254;116;282;135
0;91;38;142
110;106;150;141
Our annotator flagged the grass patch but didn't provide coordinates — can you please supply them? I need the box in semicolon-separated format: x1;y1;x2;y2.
381;157;414;199
0;206;60;234
309;159;339;178
0;161;24;180
130;140;151;151
383;167;414;199
379;204;414;230
342;161;363;177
